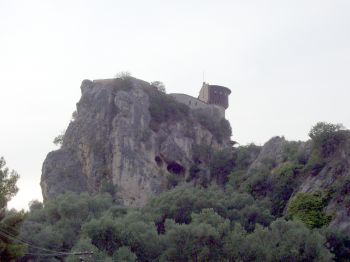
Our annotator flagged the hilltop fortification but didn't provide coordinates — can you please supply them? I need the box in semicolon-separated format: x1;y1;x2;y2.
40;77;232;206
170;82;231;118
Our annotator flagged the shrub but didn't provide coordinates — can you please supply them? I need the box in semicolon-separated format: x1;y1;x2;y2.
309;122;347;157
244;168;272;199
115;71;131;79
304;150;326;175
231;162;304;217
192;144;213;164
113;246;137;262
71;110;78;121
53;130;66;146
227;170;247;190
188;165;201;180
145;87;189;131
210;149;235;185
194;111;232;143
150;81;166;93
325;229;350;261
269;163;303;216
165;173;181;189
144;185;273;234
100;179;116;196
232;144;261;171
282;141;300;162
288;191;332;228
114;71;133;91
238;219;334;262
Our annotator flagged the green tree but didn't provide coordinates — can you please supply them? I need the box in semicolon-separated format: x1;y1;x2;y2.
308;122;347;157
82;211;160;261
113;246;137;262
0;157;25;260
288;192;332;228
193;111;232;143
115;71;131;80
20;192;114;261
210;149;235;185
144;185;273;233
67;237;106;262
150;81;166;93
224;219;333;262
53;130;66;146
325;228;350;262
160;209;229;261
146;86;189;131
0;157;19;210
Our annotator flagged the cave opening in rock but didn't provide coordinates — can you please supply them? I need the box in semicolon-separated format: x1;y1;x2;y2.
167;162;185;175
155;156;163;167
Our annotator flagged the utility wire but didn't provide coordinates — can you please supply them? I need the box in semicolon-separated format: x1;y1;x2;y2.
0;224;93;258
23;251;94;257
0;228;69;255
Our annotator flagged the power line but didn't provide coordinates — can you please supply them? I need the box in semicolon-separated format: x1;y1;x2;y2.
0;228;69;255
0;224;94;259
24;251;94;257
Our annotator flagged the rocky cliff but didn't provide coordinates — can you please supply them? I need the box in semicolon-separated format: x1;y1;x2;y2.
232;134;350;233
41;77;232;206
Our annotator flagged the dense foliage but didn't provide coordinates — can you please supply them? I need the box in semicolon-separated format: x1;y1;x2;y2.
194;110;232;143
143;85;232;143
308;122;346;157
288;191;332;229
145;86;190;131
11;122;350;261
306;122;349;174
20;187;336;262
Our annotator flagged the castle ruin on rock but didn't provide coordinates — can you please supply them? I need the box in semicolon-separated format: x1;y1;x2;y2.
41;77;233;207
170;82;231;118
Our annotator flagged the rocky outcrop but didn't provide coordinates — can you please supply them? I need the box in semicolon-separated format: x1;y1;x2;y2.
243;135;350;234
41;77;231;206
297;134;350;233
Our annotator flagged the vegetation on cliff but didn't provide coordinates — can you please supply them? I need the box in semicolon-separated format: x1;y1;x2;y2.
3;97;350;262
9;122;349;261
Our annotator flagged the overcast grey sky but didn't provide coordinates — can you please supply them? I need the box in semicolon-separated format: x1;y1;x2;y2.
1;0;349;210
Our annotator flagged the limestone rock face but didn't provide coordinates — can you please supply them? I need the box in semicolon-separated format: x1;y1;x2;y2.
247;136;289;173
296;136;350;233
246;136;350;234
40;78;230;206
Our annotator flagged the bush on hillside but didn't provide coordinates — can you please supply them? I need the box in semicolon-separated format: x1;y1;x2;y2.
114;71;133;91
232;144;261;171
304;150;326;175
288;191;332;229
210;149;235;185
53;130;65;146
145;87;189;131
150;81;166;93
194;111;232;143
309;122;347;157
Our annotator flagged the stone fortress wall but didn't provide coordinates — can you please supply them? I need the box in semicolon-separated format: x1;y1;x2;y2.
90;79;230;119
169;93;225;118
170;82;231;119
199;83;231;109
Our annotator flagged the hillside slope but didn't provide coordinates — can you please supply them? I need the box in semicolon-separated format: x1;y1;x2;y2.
230;128;350;234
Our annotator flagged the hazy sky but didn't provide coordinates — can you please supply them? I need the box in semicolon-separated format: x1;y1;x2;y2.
1;0;349;210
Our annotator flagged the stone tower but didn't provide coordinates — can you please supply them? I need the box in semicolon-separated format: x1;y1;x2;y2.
198;82;231;109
